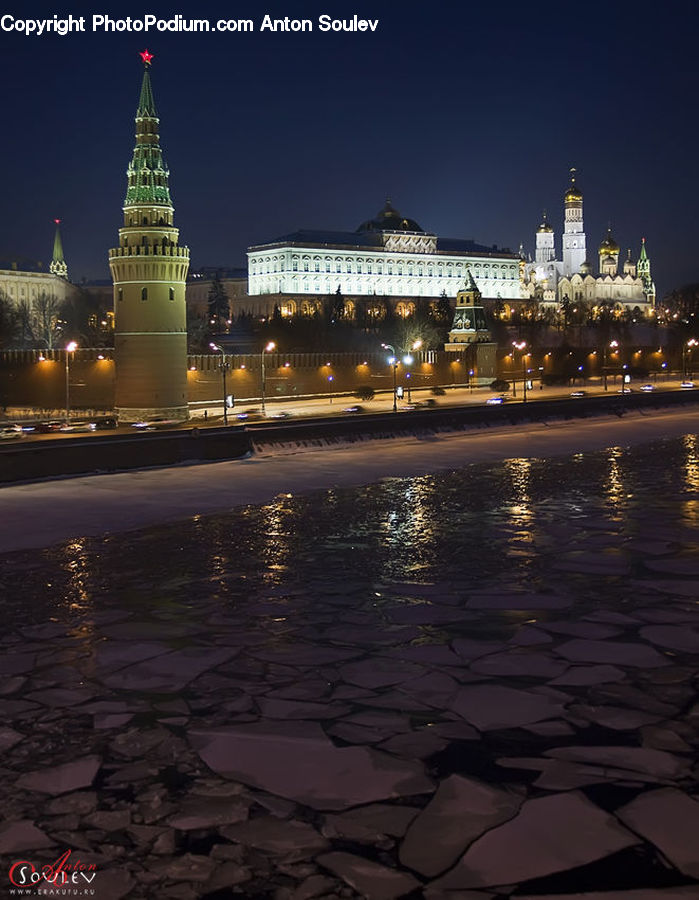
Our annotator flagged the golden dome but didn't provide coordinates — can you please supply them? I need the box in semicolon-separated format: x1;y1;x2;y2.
537;212;553;233
599;227;619;255
564;167;583;202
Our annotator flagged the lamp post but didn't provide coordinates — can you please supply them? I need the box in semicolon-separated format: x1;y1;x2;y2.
603;340;618;391
64;341;77;424
402;339;422;402
261;341;275;416
209;342;229;425
381;344;398;412
684;338;698;378
512;340;527;402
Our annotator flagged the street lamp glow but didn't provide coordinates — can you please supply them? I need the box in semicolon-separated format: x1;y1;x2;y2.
261;342;276;416
64;342;78;424
403;354;414;365
209;343;229;425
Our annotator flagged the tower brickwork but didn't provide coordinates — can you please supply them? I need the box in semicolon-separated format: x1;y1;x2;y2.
109;51;190;423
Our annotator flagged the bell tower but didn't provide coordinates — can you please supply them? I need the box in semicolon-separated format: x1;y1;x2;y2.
562;168;587;277
109;51;190;423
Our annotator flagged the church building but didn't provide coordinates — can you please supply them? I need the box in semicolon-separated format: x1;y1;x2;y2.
520;170;656;316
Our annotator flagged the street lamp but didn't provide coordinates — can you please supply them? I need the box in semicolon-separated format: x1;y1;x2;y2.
401;340;422;402
381;344;398;412
512;340;527;402
603;340;618;391
684;338;698;378
64;341;78;424
209;342;230;425
261;341;275;416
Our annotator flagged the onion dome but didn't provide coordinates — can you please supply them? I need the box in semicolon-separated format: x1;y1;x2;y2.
599;226;620;256
537;211;553;233
357;198;423;233
564;167;583;202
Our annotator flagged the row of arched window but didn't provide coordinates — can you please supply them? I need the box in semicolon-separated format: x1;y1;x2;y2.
250;254;518;279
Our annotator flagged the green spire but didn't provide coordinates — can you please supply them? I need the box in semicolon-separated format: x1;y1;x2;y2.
50;219;68;279
639;237;648;261
124;52;172;210
137;67;157;118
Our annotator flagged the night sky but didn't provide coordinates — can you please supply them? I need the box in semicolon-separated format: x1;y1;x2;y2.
0;1;696;295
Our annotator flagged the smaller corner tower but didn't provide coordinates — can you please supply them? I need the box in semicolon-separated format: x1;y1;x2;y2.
562;168;587;277
444;268;497;381
50;219;68;279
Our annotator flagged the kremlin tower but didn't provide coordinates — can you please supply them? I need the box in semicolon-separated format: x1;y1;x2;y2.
50;219;68;279
109;51;190;423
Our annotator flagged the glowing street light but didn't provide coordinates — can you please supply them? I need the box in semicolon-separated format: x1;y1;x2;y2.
64;341;78;424
381;343;399;412
603;339;619;391
261;341;275;416
209;342;230;425
684;338;698;378
512;340;527;401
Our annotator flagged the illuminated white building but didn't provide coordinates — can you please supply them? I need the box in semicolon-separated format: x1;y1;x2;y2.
247;200;521;307
522;170;656;314
0;221;74;308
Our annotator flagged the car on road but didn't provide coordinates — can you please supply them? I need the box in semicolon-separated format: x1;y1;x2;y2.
132;416;181;431
269;411;293;420
486;396;507;405
343;405;365;414
236;408;265;422
59;421;97;433
681;381;695;389
32;421;64;433
0;424;24;440
640;383;655;392
570;390;587;398
93;416;118;429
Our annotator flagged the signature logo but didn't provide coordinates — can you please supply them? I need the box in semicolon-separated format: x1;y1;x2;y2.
9;850;97;890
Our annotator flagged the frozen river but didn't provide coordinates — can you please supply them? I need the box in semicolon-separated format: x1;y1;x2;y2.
0;417;698;898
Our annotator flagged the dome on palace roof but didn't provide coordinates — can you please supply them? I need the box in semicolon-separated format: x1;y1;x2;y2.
599;227;620;255
357;198;423;233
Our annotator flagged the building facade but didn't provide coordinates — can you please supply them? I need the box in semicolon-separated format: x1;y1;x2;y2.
109;51;191;422
0;220;74;310
521;170;656;315
246;200;521;312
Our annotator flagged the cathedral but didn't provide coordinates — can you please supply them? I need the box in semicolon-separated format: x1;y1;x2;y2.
520;170;656;316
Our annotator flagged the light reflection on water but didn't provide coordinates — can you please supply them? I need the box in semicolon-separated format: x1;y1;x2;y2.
3;435;698;631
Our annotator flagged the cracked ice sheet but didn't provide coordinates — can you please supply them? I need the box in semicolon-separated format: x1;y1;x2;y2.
188;721;433;810
449;684;567;731
428;791;638;890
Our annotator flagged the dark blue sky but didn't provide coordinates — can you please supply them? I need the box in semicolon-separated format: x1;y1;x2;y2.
0;1;696;295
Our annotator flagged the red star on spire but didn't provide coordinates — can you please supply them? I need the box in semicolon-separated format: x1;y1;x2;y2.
54;218;61;225
140;49;154;66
